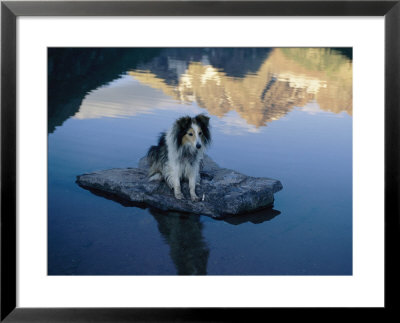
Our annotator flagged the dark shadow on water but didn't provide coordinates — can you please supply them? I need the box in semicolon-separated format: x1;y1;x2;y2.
223;208;281;225
78;184;281;275
48;48;162;133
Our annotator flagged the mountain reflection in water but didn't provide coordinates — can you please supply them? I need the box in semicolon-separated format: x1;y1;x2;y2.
73;48;352;129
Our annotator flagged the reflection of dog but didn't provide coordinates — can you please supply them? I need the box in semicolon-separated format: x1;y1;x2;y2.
150;209;209;275
147;114;211;201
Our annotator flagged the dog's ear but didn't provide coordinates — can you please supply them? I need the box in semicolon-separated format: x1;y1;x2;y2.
195;114;210;127
176;116;192;130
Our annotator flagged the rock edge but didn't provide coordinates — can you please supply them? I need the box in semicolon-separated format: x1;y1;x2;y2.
76;155;283;219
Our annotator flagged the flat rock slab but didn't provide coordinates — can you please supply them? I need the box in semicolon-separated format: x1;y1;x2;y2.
76;155;283;219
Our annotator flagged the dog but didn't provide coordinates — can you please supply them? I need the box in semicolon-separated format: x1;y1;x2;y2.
147;114;211;201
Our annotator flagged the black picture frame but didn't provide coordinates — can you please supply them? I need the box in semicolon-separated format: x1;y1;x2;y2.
1;0;399;321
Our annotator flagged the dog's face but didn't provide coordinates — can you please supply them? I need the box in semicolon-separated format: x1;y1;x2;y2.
182;123;204;150
175;114;211;151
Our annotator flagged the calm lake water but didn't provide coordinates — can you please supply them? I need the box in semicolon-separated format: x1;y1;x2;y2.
48;48;352;275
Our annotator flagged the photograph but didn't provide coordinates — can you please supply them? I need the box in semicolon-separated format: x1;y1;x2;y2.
47;47;353;276
2;0;398;319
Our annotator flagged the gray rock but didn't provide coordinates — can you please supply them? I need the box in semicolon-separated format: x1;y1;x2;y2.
76;155;283;219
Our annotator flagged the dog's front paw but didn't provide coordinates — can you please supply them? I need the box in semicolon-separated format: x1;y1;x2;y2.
190;194;199;202
175;192;184;200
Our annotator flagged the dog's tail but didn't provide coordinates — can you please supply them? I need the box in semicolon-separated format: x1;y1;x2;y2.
146;145;158;167
146;132;167;179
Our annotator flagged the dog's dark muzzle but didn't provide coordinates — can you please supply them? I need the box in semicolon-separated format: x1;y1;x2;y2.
196;143;202;149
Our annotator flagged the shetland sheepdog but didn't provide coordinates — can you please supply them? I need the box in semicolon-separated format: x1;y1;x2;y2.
147;114;211;201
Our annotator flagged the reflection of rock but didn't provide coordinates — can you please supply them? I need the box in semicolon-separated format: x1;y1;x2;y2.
223;208;281;225
129;48;352;127
150;209;209;275
76;155;283;219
